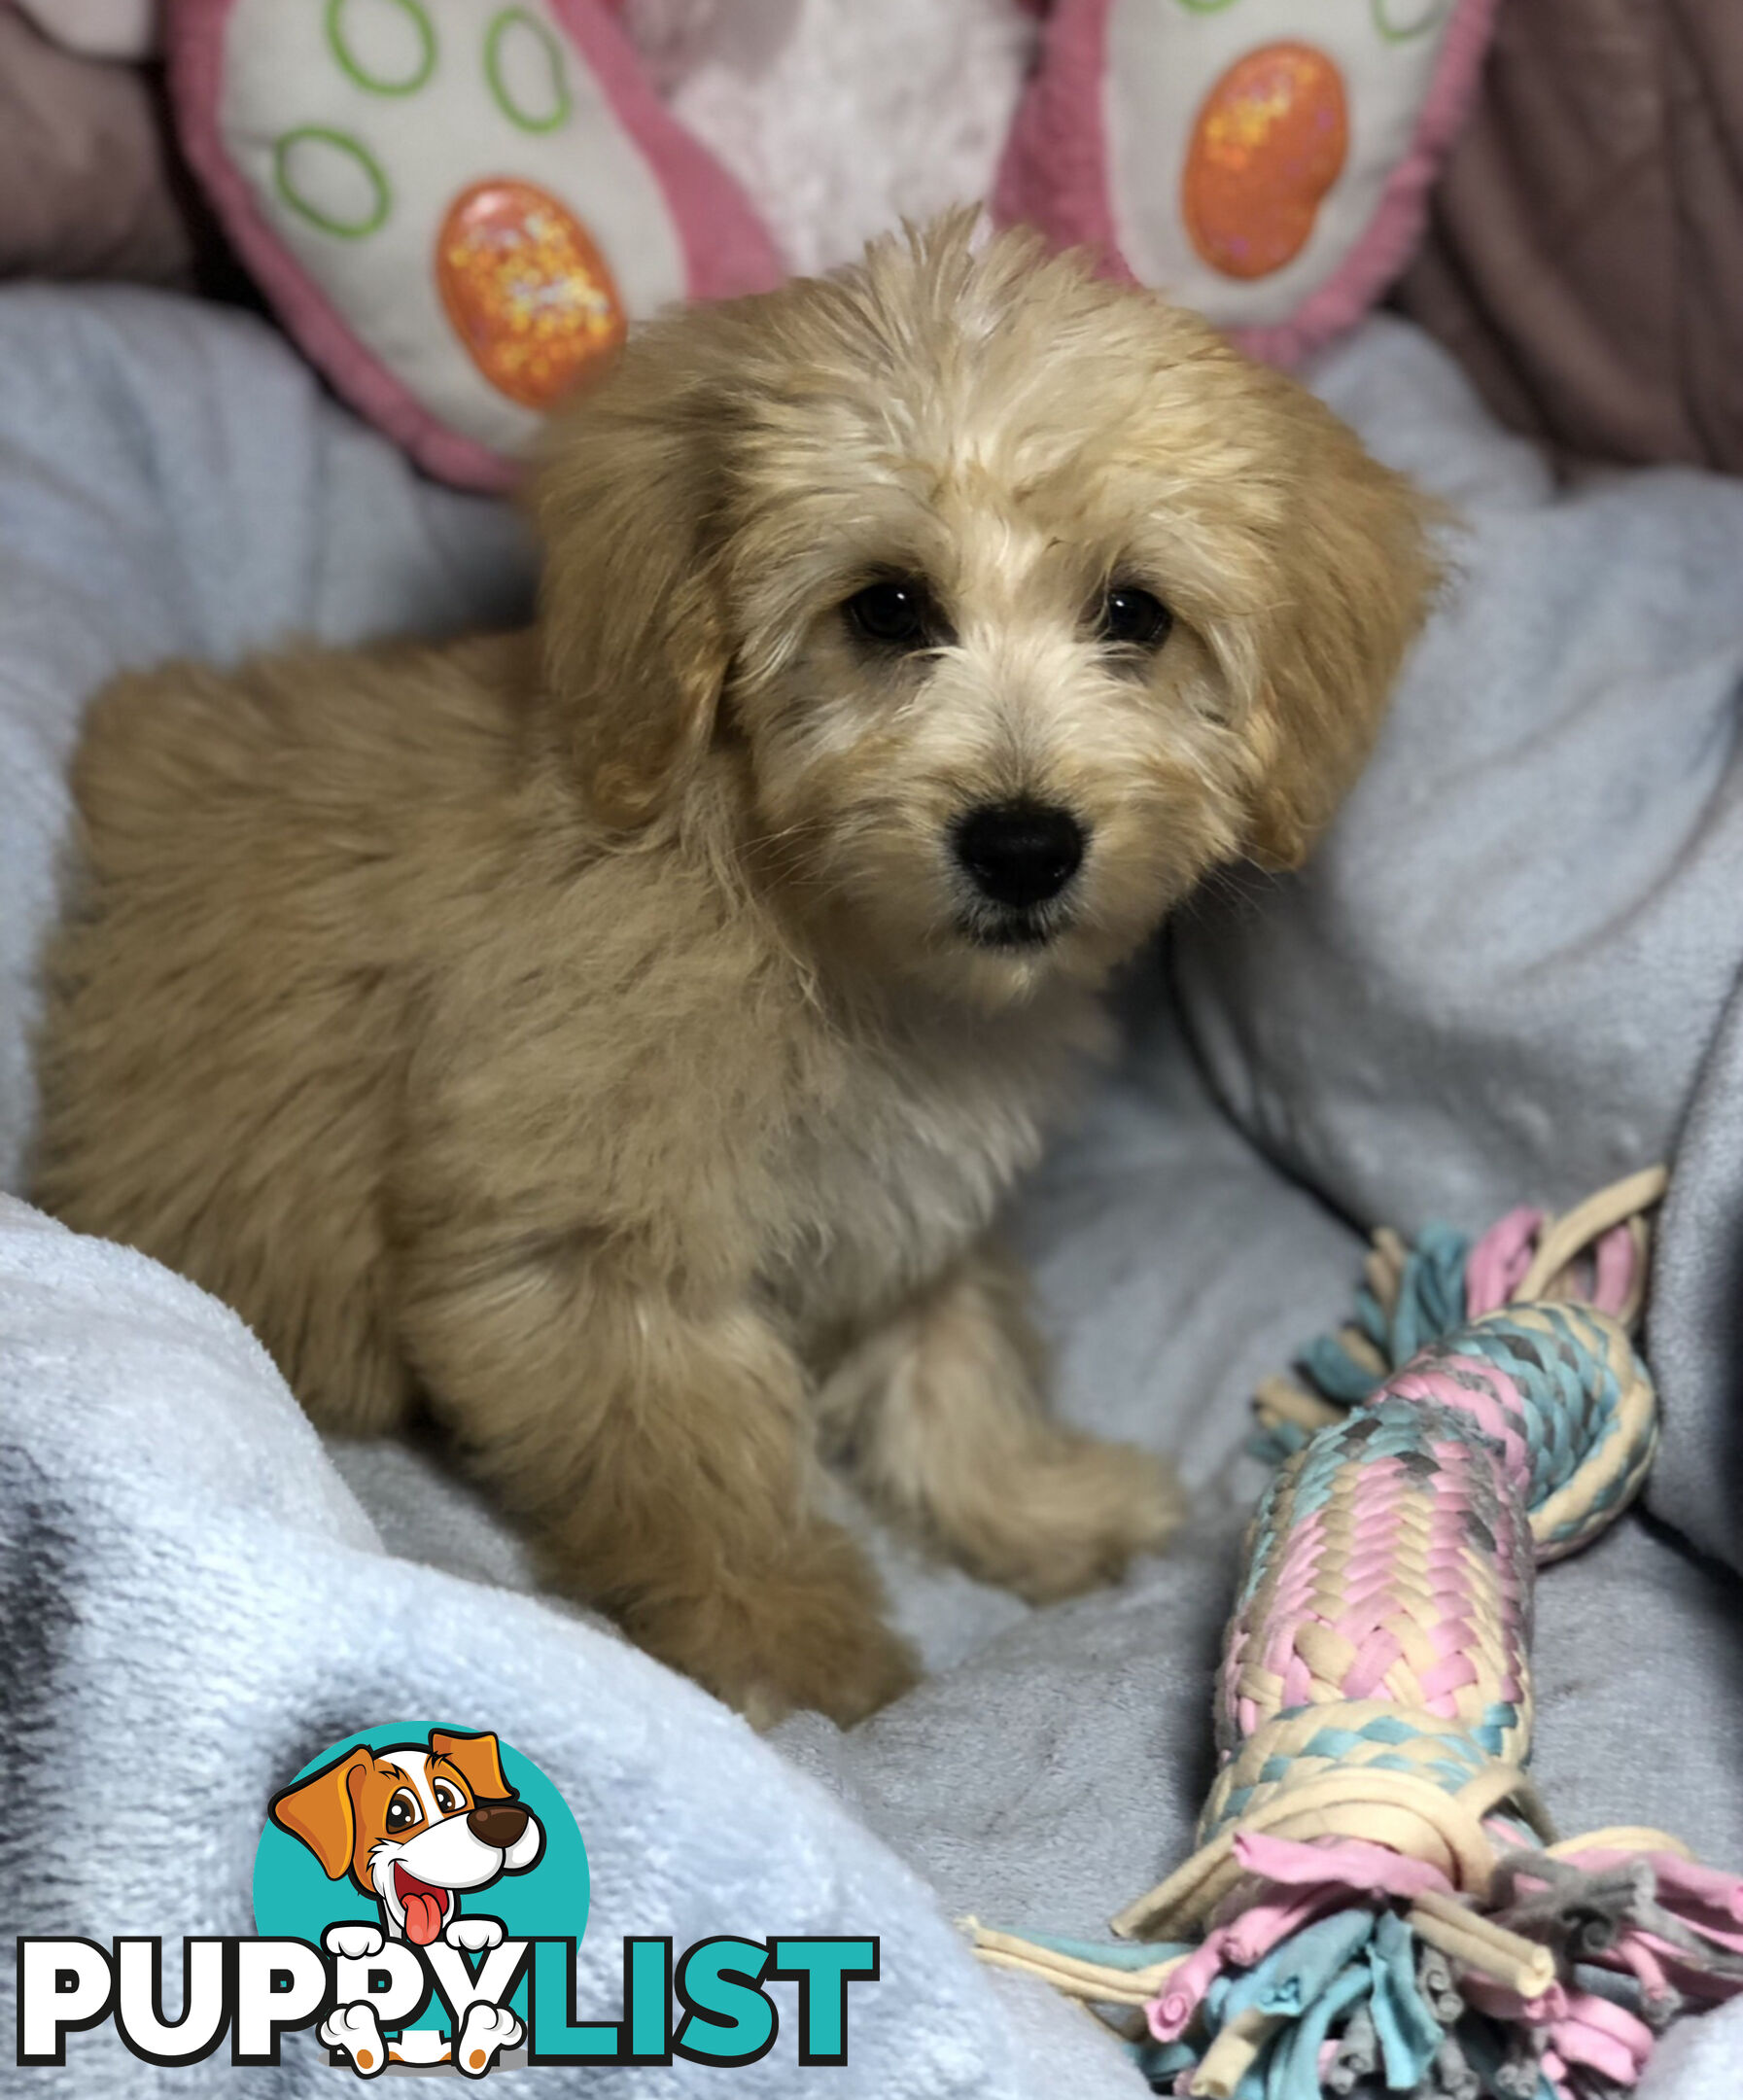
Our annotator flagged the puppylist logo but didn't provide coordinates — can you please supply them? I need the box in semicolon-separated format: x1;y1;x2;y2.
17;1722;879;2077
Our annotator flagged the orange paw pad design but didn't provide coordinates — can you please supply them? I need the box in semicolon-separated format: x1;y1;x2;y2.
1182;43;1349;281
436;177;626;409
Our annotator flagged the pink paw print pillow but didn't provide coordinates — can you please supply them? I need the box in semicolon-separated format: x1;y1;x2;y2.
996;0;1497;366
170;0;780;489
167;0;1493;489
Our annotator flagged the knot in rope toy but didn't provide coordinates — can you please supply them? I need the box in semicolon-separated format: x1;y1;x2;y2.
969;1168;1743;2098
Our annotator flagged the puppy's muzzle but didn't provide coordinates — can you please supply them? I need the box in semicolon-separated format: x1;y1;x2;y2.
954;801;1085;911
467;1801;531;1848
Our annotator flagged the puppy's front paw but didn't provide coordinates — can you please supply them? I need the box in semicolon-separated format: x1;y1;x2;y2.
324;1923;385;1961
961;1433;1184;1603
733;1600;920;1733
455;2002;523;2078
444;1915;505;1953
637;1528;919;1731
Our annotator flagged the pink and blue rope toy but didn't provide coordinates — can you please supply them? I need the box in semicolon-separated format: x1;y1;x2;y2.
969;1169;1743;2098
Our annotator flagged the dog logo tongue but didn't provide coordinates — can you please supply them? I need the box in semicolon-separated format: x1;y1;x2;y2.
397;1868;447;1946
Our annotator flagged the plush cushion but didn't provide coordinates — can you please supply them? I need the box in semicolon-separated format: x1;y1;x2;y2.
0;4;197;287
995;0;1498;366
13;0;158;60
1395;0;1743;473
169;0;781;488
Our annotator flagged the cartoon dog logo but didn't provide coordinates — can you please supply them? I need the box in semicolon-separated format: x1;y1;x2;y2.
269;1728;545;2072
270;1727;545;1945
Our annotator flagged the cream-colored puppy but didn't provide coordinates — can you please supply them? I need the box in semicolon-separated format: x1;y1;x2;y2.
33;220;1436;1725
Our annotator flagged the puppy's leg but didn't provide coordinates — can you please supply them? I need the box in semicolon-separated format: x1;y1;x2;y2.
400;1231;916;1728
821;1241;1183;1601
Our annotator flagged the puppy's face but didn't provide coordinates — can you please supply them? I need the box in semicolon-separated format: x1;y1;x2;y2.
720;409;1296;1005
538;221;1438;1007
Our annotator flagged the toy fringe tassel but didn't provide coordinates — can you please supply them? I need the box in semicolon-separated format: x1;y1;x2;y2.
966;1167;1743;2098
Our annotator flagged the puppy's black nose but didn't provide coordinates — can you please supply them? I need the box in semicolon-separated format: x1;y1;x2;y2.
955;802;1085;909
468;1802;529;1848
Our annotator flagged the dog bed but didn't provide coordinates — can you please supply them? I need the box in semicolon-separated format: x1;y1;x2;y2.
4;284;1743;2097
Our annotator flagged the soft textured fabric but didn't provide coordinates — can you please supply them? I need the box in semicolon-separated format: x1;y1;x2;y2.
2;287;1743;2096
621;0;1037;283
1395;0;1743;473
14;0;157;59
0;4;195;285
1175;318;1743;1249
170;0;781;486
994;0;1497;367
1636;987;1743;1582
1172;315;1743;1599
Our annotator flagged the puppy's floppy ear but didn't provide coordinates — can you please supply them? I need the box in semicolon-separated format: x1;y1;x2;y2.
1239;393;1441;870
429;1729;515;1802
268;1748;369;1879
533;318;738;826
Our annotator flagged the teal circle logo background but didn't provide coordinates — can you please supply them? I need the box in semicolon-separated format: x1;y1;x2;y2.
253;1722;588;2040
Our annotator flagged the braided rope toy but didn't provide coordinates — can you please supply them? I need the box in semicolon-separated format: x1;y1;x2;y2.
968;1169;1743;2098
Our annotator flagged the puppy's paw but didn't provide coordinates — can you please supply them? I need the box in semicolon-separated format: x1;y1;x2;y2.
958;1433;1184;1603
733;1602;920;1733
444;1914;505;1953
455;2002;523;2078
322;2000;389;2077
324;1923;385;1961
638;1528;919;1731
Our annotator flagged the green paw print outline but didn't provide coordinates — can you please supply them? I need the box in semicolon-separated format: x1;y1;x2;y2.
1372;0;1449;39
486;8;573;133
277;0;575;238
326;0;434;94
274;125;391;237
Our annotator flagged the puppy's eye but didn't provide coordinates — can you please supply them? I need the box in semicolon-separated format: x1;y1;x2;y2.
843;578;936;650
1098;583;1173;650
385;1790;421;1834
432;1781;466;1816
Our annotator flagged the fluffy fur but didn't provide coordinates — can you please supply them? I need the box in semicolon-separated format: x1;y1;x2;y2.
32;222;1436;1725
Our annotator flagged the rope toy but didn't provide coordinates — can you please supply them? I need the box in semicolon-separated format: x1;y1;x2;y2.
968;1168;1743;2098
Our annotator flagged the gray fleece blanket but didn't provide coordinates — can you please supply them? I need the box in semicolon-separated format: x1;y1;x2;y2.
3;286;1743;2097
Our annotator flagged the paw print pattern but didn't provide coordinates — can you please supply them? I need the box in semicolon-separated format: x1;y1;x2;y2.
1179;41;1349;281
455;2001;525;2079
209;0;777;475
999;0;1468;345
1113;0;1453;312
223;0;673;454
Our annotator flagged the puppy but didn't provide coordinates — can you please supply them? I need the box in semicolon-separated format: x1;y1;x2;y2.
32;219;1436;1726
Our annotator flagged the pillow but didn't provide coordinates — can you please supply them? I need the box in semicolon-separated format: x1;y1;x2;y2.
168;0;781;489
0;3;197;287
1395;0;1743;474
13;0;158;59
994;0;1498;366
